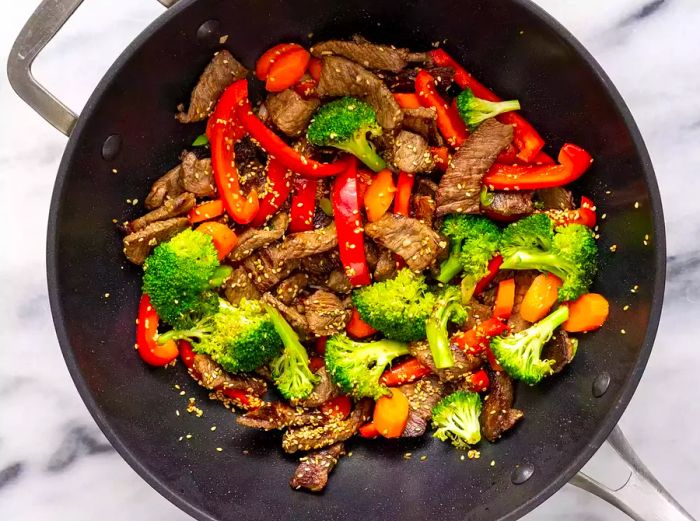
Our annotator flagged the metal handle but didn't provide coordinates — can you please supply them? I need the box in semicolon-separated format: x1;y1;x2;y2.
571;426;695;521
6;0;177;137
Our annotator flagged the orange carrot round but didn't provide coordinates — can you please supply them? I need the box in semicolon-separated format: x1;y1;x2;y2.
265;48;311;92
188;199;225;224
493;278;515;319
373;388;410;438
393;93;422;109
364;169;396;222
255;43;304;80
563;293;610;332
520;273;562;322
196;221;237;260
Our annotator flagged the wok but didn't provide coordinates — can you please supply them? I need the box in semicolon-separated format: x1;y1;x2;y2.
7;0;696;519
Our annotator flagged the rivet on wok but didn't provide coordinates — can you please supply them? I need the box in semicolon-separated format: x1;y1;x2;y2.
196;20;221;47
101;134;122;161
511;463;534;485
592;372;611;398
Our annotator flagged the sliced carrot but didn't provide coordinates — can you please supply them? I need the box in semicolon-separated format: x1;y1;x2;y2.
373;388;410;438
320;395;352;420
364;169;396;222
520;273;562;323
266;48;311;93
358;422;380;438
493;278;516;319
195;221;237;260
188;199;225;224
346;308;377;339
563;293;610;332
308;57;323;81
255;42;304;80
393;93;421;109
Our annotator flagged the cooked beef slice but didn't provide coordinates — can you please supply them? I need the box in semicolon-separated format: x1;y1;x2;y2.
191;354;268;395
243;248;299;292
304;290;350;337
379;66;454;93
373;247;398;282
276;273;310;305
294;367;340;408
481;191;534;222
508;271;539;333
542;329;577;374
408;341;483;382
311;40;423;72
436;119;513;216
123;217;189;265
412;194;437;228
465;299;493;330
282;399;372;453
237;402;326;430
176;50;248;123
316;56;402;130
262;293;312;340
364;213;444;272
326;269;352;294
402;106;440;143
480;370;524;442
537;187;575;210
389;130;434;173
400;375;445;437
266;89;321;137
290;442;345;492
301;251;341;275
224;267;261;305
269;222;338;263
145;165;185;209
229;212;289;262
129;192;196;232
180;152;216;197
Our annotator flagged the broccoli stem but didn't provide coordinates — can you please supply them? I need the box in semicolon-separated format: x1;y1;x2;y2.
437;251;463;284
157;327;207;344
338;134;386;172
535;305;569;334
426;298;466;370
473;98;521;120
500;251;572;281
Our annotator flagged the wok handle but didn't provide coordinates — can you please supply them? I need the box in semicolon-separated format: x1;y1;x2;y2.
571;426;696;521
6;0;178;136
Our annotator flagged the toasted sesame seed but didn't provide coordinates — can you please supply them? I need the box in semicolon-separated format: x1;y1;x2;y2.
621;329;626;335
216;447;223;452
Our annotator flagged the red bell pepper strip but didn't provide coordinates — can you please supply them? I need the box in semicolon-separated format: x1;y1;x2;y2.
431;146;450;171
136;294;179;366
289;176;318;232
467;369;490;392
356;168;373;206
234;80;348;178
484;143;593;191
293;78;317;99
315;336;328;355
332;158;372;286
320;395;352;419
178;340;197;373
309;356;325;372
486;347;504;372
473;255;504;296
347;308;377;338
249;159;292;227
379;357;432;386
393;171;415;216
547;195;597;228
358;422;380;438
429;48;545;162
415;69;468;148
452;317;508;355
308;57;323;82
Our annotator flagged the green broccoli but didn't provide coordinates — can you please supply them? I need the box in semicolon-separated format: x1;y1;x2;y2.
142;229;232;328
325;334;410;399
158;298;283;373
431;391;483;449
306;97;386;172
437;215;501;288
425;286;468;369
499;214;598;301
455;88;520;131
352;269;436;342
490;305;569;385
263;303;319;401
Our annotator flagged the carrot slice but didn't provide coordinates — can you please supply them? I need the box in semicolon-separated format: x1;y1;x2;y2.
255;43;304;80
364;169;396;222
346;308;377;339
493;278;515;319
520;273;562;323
393;93;421;109
266;48;311;92
196;221;237;260
188;199;225;224
373;388;410;438
563;293;610;332
308;57;323;81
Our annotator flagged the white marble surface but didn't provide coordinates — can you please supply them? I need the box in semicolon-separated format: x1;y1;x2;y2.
1;0;698;519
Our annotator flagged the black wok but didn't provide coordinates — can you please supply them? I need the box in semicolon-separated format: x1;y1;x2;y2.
7;0;694;519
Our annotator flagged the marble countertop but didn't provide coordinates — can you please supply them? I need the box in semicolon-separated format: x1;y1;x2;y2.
1;0;698;519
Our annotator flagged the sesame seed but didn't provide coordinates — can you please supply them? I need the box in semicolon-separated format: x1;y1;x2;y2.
104;293;110;298
211;426;217;431
623;305;630;311
185;433;192;439
216;447;223;452
621;329;626;335
634;201;640;208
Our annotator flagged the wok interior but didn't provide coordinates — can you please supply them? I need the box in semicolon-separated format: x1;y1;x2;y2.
49;0;661;519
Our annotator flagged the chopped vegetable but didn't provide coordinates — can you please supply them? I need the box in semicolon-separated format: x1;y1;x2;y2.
192;134;209;147
346;308;377;339
380;357;432;386
266;47;311;92
467;369;490;392
473;255;503;296
255;42;304;80
289;176;318;233
453;317;508;355
249;159;292;227
364;169;396;222
195;222;237;260
188;199;225;224
426;286;468;369
373;388;410;438
563;293;610;332
431;146;449;171
320;395;352;420
307;57;323;81
415;69;468;147
358;422;380;439
393;171;414;216
135;294;179;366
547;196;597;228
455;88;520;130
520;273;562;323
493;278;515;319
431;391;482;448
393;92;422;108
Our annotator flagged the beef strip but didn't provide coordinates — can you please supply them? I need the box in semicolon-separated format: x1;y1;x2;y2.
122;217;189;265
436;119;513;216
316;56;402;130
379;66;454;94
180;152;216;197
144;165;184;209
269;222;338;263
301;251;341;275
229;212;289;262
480;370;524;442
191;354;268;395
266;88;321;137
373;247;398;282
537;187;575;211
465;299;493;330
326;269;352;294
243;248;299;292
276;273;309;305
311;40;425;72
409;341;483;382
400;375;445;437
290;442;345;492
542;330;578;374
481;191;534;222
262;293;311;340
294;367;340;408
508;271;539;333
129;192;196;232
389;130;435;173
304;290;350;337
176;50;248;123
237;402;326;430
402;106;440;143
364;213;444;272
412;194;437;227
282;398;373;453
224;267;261;305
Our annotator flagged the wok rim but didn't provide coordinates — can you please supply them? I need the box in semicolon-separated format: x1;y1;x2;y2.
45;0;666;519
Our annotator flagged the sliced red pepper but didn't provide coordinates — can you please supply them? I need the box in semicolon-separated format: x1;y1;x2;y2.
380;357;432;386
332;158;372;286
219;387;262;409
452;317;508;355
473;255;504;296
431;146;450;171
289;176;318;232
393;171;415;216
547;195;597;228
393;92;422;109
358;422;380;439
315;336;328;356
467;369;490;392
484;143;593;191
249;159;292;227
308;57;323;82
178;340;197;372
320;395;352;420
347;308;377;338
415;69;468;148
486;347;504;372
136;294;179;367
309;356;325;372
255;43;305;80
356;168;373;206
293;77;317;99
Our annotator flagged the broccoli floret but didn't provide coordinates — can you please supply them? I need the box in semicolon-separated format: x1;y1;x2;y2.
263;303;319;401
456;88;520;131
437;214;501;285
500;214;598;301
307;97;386;172
431;391;483;449
325;334;410;399
159;298;283;373
425;286;467;369
143;229;231;328
352;269;436;342
490;306;569;384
